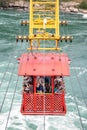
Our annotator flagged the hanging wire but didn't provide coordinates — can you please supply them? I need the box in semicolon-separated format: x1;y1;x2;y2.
0;36;24;113
43;2;49;129
0;43;18;89
0;0;28;90
77;60;87;83
5;76;19;130
69;76;85;130
63;56;85;130
0;58;17;113
73;13;87;84
73;65;87;107
0;7;26;113
0;2;30;130
60;0;85;129
62;3;87;107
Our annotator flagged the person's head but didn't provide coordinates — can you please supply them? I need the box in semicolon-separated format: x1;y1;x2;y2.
60;76;63;78
28;82;32;88
28;81;32;84
57;85;60;89
58;81;62;86
23;84;27;88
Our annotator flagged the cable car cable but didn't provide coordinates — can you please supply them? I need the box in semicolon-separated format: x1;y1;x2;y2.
0;40;24;113
63;9;87;107
64;56;85;130
0;60;17;113
0;38;24;113
73;68;87;107
64;14;85;129
0;43;18;89
5;76;19;130
69;76;85;130
0;38;26;113
43;7;46;128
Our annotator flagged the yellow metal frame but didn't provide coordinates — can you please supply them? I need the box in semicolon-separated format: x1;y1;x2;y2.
16;0;73;50
29;0;60;50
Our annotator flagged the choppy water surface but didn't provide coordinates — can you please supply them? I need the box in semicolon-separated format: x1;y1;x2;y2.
0;9;87;130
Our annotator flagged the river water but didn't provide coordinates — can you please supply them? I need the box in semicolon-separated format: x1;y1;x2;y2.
0;9;87;130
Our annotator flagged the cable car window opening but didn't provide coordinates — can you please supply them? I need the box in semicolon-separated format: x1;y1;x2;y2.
36;76;51;93
54;76;65;93
22;76;65;94
22;76;34;94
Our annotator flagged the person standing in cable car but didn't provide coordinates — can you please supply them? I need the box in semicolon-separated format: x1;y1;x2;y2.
36;76;45;93
23;81;33;94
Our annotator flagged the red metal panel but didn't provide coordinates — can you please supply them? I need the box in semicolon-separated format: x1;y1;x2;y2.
18;53;70;76
21;93;66;115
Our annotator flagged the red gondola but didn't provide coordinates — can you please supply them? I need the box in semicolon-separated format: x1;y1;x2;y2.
18;53;70;115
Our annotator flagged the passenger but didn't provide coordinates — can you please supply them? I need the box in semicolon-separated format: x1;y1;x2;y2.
45;76;51;84
58;81;65;92
36;76;45;93
54;76;64;86
54;81;65;93
36;83;44;93
23;76;33;86
54;85;60;93
45;83;51;93
54;76;62;83
24;82;33;93
22;84;27;93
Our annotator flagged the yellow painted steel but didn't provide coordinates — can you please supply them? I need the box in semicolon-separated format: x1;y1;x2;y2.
16;35;73;41
28;0;60;50
21;20;68;26
27;47;61;51
17;0;73;50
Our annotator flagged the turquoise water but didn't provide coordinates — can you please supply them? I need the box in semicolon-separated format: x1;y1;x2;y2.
0;9;87;130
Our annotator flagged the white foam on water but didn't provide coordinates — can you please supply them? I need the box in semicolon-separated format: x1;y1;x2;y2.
45;112;81;130
0;92;86;130
83;14;87;19
77;68;87;77
0;63;6;67
1;100;84;130
71;67;86;70
0;73;3;77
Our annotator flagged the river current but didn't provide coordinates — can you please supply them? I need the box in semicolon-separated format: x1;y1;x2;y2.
0;9;87;130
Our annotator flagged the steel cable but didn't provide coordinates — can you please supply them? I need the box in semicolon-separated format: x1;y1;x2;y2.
0;59;17;113
69;76;85;130
60;5;85;129
64;55;85;130
0;43;18;89
73;68;87;107
0;38;25;112
5;76;19;130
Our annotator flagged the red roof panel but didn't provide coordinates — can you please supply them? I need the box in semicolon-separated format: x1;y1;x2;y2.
18;53;70;76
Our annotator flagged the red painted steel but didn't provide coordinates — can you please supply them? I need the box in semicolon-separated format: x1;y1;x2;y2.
18;53;70;76
21;93;66;115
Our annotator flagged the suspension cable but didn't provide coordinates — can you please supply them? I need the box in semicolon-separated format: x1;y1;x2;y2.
63;7;87;107
0;36;25;113
63;51;85;130
0;59;17;113
73;68;87;107
69;76;85;130
0;43;18;89
62;54;85;130
5;76;19;130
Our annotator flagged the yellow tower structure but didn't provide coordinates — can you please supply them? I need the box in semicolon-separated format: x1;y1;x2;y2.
16;0;72;50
